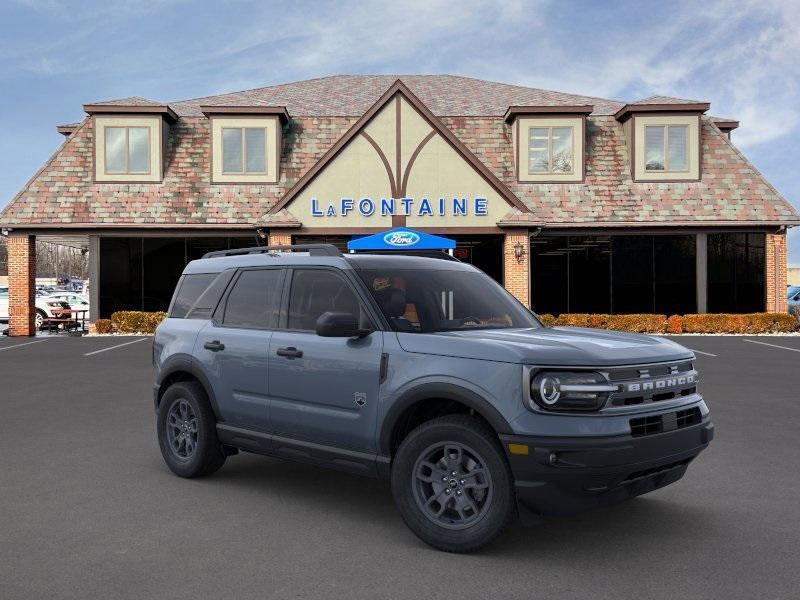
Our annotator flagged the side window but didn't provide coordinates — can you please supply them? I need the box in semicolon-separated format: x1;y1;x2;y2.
223;269;282;329
287;269;366;331
170;273;217;318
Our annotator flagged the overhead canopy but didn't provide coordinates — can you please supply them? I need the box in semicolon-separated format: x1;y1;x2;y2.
347;227;455;251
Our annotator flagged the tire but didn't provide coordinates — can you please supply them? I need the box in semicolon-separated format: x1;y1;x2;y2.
157;381;226;478
35;309;46;330
391;414;516;553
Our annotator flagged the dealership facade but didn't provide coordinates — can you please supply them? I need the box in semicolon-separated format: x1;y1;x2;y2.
1;75;797;335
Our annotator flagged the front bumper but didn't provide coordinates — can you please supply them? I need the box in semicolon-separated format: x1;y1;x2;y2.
500;416;713;517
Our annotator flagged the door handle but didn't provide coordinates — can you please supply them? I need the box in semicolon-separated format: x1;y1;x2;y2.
276;346;303;359
204;340;225;352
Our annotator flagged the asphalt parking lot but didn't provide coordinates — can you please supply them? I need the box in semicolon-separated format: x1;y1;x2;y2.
1;335;799;599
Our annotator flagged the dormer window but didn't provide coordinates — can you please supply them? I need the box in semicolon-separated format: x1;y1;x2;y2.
202;106;289;184
105;126;151;174
528;126;573;174
644;124;688;172
222;127;268;174
84;101;175;183
92;116;165;182
505;106;591;183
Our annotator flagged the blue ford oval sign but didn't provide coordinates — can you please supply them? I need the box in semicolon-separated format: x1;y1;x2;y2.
384;231;420;247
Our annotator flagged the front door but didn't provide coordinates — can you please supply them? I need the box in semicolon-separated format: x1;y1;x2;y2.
195;268;284;431
268;268;383;452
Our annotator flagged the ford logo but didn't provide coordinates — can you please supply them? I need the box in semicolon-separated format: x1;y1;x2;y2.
384;231;420;247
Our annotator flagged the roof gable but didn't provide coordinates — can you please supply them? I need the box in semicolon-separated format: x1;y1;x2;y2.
269;79;531;220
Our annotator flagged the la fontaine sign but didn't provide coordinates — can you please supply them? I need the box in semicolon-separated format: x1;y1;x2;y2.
310;196;489;218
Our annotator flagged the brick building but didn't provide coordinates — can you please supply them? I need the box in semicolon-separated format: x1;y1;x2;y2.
1;75;797;335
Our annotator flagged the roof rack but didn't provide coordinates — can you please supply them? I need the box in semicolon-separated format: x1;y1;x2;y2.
202;244;343;259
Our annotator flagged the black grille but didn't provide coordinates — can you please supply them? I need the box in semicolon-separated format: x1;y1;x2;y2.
630;407;702;437
608;361;698;408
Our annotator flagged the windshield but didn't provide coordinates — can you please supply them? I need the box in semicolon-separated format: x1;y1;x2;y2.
356;268;540;333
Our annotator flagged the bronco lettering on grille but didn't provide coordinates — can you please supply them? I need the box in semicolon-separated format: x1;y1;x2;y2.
626;374;695;392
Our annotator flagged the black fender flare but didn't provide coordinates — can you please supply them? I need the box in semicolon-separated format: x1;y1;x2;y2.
378;382;513;456
156;356;221;419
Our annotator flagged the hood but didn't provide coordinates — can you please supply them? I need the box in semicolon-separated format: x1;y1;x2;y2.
396;326;693;366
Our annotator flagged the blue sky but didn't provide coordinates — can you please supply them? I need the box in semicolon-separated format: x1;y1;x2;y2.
1;0;798;260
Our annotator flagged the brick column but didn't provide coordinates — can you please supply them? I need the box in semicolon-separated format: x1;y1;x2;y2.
502;229;530;308
268;230;292;247
765;232;788;312
8;234;36;336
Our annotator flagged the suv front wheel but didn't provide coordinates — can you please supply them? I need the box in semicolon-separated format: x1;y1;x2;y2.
157;381;226;478
391;415;516;552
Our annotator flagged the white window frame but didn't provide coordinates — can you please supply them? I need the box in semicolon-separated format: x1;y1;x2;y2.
644;124;689;173
104;126;152;175
221;127;269;175
527;126;575;175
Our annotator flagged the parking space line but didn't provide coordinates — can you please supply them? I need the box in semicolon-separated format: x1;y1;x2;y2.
688;348;717;357
0;339;49;352
742;339;800;353
84;338;149;356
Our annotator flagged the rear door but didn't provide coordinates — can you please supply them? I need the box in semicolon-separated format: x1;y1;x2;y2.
268;267;383;452
195;268;284;431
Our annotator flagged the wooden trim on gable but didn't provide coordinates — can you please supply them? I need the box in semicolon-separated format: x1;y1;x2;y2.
268;79;531;215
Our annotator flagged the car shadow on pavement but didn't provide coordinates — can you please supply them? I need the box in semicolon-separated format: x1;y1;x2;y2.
174;452;719;556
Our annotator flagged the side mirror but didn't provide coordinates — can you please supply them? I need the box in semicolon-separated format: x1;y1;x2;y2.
315;311;372;338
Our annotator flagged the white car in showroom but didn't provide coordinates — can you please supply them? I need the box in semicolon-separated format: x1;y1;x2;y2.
0;286;73;329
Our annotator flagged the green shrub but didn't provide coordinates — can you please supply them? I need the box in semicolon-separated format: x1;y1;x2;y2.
110;311;167;334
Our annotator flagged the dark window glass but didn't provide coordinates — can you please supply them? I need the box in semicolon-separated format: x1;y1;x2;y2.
99;237;143;317
356;269;539;333
611;237;654;313
143;238;186;312
288;269;366;331
223;269;282;329
654;236;696;314
568;236;611;313
708;233;765;312
530;236;569;315
450;235;504;284
170;273;217;318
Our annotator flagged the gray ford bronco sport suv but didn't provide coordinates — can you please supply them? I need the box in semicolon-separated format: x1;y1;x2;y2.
153;244;713;552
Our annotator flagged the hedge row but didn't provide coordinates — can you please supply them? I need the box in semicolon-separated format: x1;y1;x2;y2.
538;313;799;334
109;311;167;334
93;310;798;335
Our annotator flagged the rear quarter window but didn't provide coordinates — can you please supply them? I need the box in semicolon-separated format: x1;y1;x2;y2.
169;273;218;318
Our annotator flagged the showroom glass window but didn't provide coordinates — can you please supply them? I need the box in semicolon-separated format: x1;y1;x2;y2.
528;127;573;174
98;237;260;317
707;233;765;312
645;125;689;171
530;235;696;315
104;126;150;174
222;127;267;174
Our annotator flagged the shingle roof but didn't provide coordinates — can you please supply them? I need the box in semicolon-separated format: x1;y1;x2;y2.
1;75;796;229
168;74;626;117
631;95;707;105
86;96;164;107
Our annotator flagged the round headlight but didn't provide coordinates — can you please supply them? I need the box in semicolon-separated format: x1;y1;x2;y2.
538;376;561;405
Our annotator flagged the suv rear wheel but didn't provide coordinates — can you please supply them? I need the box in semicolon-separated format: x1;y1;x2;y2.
157;381;226;478
391;414;516;552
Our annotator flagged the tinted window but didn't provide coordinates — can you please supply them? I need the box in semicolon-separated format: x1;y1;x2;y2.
287;269;366;331
357;269;539;333
223;269;282;329
170;273;217;318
